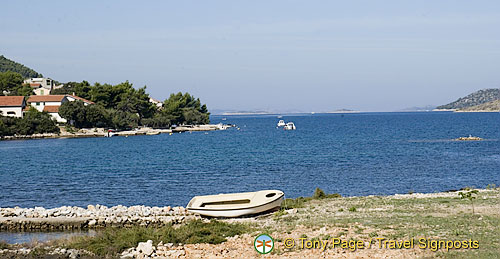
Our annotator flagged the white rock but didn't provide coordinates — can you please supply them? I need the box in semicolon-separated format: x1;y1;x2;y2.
137;240;154;256
165;250;185;257
121;248;135;258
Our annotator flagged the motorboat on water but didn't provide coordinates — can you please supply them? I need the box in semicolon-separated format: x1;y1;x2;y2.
277;120;286;127
284;122;296;130
186;190;284;217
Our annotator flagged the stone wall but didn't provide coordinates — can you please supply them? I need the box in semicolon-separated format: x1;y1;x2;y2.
0;205;198;231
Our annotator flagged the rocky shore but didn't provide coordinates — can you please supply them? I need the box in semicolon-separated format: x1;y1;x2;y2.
0;205;197;231
0;124;234;141
0;247;92;259
1;188;498;258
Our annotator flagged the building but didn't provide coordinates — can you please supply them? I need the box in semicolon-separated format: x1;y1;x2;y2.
65;95;94;105
33;87;50;96
26;95;94;123
24;78;54;89
149;97;163;109
0;96;26;118
23;78;63;96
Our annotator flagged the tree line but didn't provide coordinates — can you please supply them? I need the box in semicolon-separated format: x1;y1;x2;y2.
55;81;209;129
1;71;210;134
0;108;60;137
0;55;42;78
0;71;33;96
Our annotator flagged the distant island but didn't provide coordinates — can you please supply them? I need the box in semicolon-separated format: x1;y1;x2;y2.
398;105;436;112
220;111;272;115
436;88;500;112
326;109;360;113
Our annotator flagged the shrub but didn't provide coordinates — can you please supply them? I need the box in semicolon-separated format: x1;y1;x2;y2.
0;241;9;249
282;188;341;209
458;188;479;214
0;108;59;136
65;220;248;256
313;188;326;199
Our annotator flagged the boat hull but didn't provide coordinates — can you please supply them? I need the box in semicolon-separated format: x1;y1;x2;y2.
186;190;284;217
188;196;283;217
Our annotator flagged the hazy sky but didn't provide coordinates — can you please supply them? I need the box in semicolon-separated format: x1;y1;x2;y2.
2;1;500;112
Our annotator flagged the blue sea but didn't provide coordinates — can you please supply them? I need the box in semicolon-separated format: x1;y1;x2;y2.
1;112;499;209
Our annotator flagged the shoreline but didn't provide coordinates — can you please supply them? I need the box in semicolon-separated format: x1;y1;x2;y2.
454;110;500;113
0;187;492;231
0;205;196;231
0;124;233;141
0;187;498;258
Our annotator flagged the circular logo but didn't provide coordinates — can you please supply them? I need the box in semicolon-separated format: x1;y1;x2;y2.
254;234;274;254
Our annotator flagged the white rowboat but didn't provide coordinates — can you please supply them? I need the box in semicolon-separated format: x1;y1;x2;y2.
186;190;284;217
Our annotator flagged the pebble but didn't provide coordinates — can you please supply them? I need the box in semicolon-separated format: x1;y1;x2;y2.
121;239;188;259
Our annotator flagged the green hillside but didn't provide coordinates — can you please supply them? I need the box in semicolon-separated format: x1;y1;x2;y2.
0;55;42;78
436;88;500;110
459;99;500;112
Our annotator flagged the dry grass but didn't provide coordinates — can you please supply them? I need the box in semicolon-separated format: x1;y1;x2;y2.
262;188;500;258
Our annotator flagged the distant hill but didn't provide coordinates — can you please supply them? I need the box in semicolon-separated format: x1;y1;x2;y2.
0;55;42;78
326;109;360;113
398;105;436;112
220;110;272;115
436;89;500;110
458;99;500;112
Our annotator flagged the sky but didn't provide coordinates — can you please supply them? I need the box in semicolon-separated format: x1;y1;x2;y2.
1;0;500;112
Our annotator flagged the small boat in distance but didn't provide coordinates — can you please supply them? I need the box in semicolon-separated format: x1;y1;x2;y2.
277;120;286;127
284;122;296;130
455;135;483;141
186;190;284;217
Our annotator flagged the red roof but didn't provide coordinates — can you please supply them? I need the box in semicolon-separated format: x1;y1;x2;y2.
0;96;25;107
27;95;66;103
26;95;94;105
67;95;94;104
43;105;60;113
30;83;41;88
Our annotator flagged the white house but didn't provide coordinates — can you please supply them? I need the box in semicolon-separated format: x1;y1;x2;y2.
24;77;54;89
0;96;26;118
149;97;163;109
23;78;64;96
33;87;50;96
65;95;94;105
26;94;94;123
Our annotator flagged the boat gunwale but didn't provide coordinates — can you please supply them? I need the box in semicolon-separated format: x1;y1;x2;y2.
187;193;284;212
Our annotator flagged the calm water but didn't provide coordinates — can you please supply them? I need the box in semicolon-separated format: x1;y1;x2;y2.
1;112;499;209
0;230;96;244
